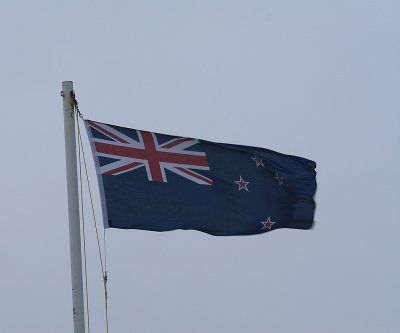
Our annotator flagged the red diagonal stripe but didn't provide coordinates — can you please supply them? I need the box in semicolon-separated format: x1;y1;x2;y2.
161;137;194;149
176;167;213;185
89;121;129;144
105;162;142;175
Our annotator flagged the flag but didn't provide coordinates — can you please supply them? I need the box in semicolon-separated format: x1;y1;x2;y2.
85;120;317;236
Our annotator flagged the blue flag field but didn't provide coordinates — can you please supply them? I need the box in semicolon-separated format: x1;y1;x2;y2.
85;120;317;236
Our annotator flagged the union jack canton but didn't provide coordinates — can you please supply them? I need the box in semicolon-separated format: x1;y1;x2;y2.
86;120;213;185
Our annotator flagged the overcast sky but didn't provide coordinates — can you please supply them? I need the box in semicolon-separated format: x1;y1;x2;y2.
1;1;399;333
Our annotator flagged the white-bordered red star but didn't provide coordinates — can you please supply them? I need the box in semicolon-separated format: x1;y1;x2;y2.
251;153;264;167
275;172;284;186
261;217;276;230
234;176;250;191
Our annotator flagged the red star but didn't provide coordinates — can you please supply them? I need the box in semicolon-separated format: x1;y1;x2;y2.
261;217;276;230
234;176;250;191
251;154;264;167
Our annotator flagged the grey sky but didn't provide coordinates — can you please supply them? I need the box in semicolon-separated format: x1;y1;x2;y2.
0;1;399;332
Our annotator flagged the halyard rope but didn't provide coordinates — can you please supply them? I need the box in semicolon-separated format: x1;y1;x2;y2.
73;94;110;333
76;111;91;333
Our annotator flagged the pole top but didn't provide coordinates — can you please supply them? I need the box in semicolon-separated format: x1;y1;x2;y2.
61;81;75;112
62;81;73;91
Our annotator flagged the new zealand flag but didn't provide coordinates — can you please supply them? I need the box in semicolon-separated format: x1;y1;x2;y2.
85;120;317;236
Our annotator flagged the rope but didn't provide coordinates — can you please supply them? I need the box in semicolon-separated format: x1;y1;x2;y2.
77;120;106;275
73;96;110;333
76;112;91;333
103;230;109;333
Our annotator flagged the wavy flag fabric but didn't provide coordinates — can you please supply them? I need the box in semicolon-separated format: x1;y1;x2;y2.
85;119;317;236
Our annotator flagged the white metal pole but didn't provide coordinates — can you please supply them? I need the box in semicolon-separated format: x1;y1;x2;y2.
62;81;86;333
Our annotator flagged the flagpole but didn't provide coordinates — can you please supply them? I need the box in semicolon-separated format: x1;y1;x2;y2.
62;81;86;333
